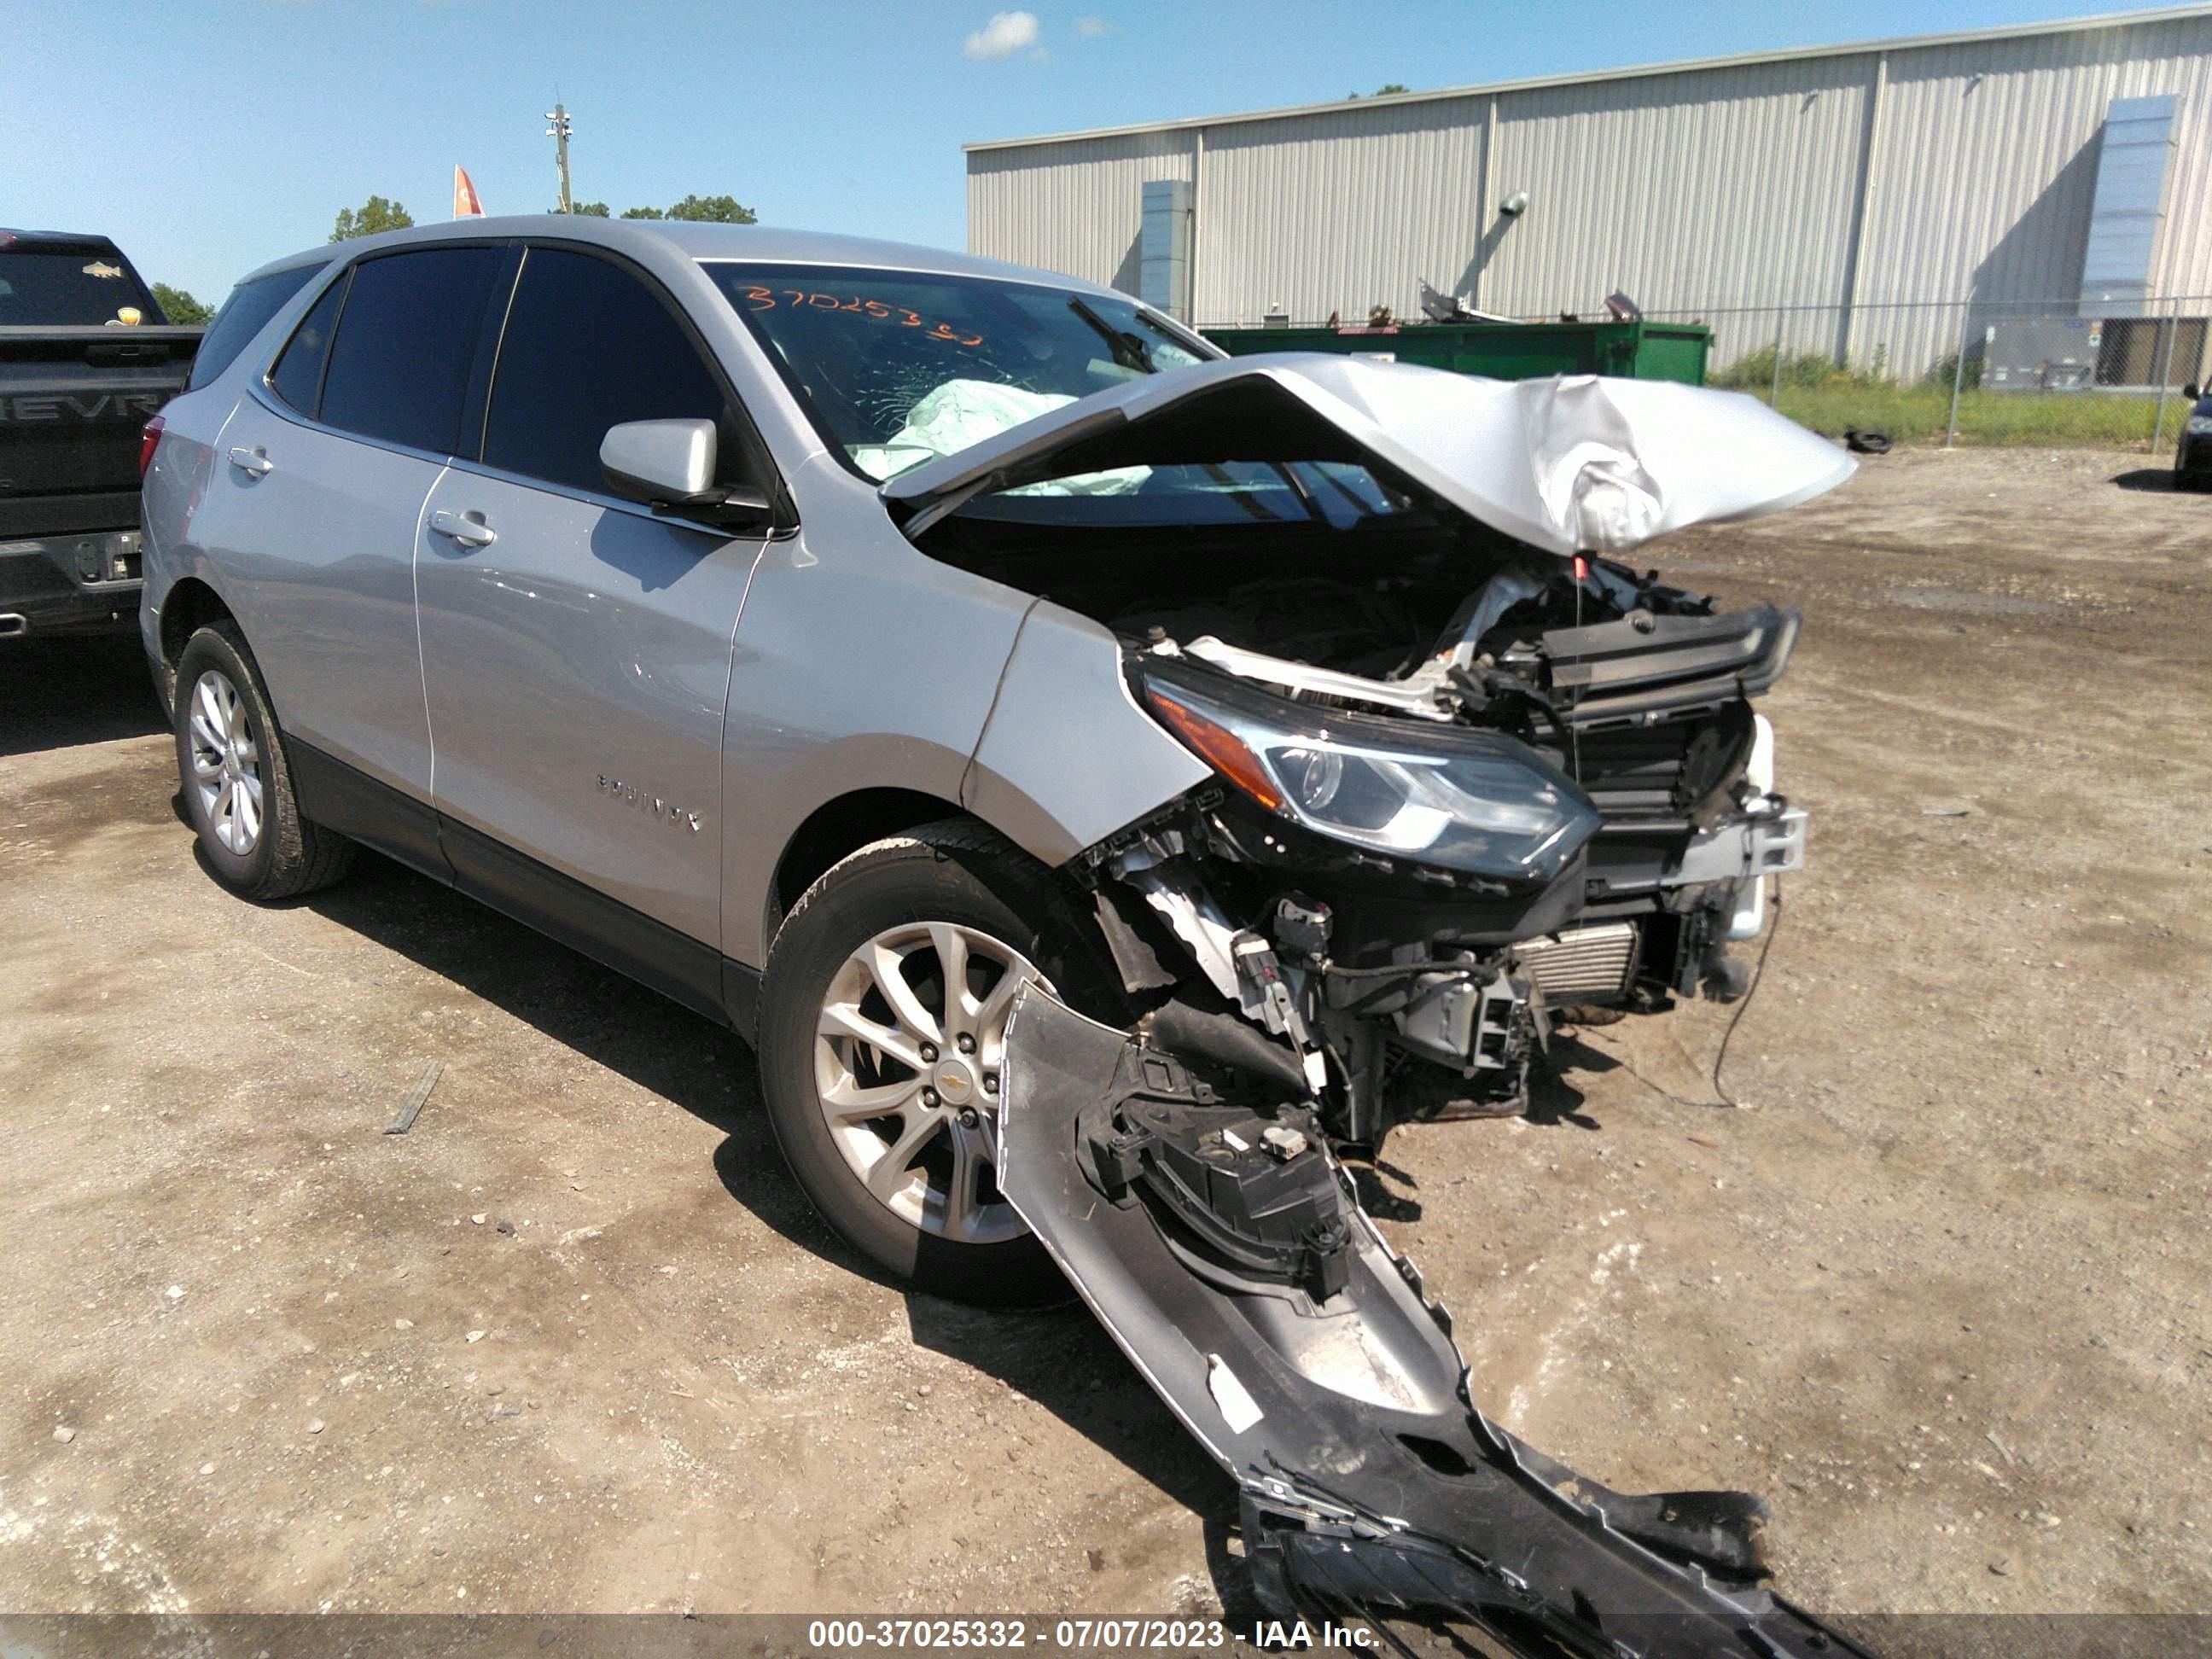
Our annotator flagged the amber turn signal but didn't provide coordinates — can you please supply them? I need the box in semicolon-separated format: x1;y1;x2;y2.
1142;684;1284;812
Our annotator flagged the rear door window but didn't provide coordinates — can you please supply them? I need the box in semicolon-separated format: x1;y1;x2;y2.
482;247;744;497
266;272;348;416
317;246;507;456
185;265;320;390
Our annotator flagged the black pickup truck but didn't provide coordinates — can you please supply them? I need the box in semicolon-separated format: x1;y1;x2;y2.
1;229;201;639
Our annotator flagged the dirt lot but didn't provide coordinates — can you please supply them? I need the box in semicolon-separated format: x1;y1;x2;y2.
2;447;2208;1623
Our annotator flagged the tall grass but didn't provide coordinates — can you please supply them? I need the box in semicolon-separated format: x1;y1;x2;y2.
1713;346;2184;450
1777;385;2173;449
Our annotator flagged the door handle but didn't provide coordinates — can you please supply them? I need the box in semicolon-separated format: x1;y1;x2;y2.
428;508;498;549
226;445;273;477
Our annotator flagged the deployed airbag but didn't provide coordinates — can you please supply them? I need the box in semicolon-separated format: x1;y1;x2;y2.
851;377;1147;494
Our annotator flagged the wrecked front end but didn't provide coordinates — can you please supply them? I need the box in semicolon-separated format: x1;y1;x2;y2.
901;359;1839;1143
895;359;1867;1648
1074;575;1811;1142
999;991;1869;1656
890;358;1865;1648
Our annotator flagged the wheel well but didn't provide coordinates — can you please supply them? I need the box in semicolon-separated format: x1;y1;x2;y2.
154;578;234;711
768;788;971;941
159;578;233;667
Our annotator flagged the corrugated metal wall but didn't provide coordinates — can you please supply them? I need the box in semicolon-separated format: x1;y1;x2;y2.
1481;55;1876;315
966;12;2212;379
1199;103;1488;324
967;131;1192;300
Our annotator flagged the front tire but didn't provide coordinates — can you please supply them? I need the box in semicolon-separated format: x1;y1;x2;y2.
174;623;355;900
756;822;1124;1306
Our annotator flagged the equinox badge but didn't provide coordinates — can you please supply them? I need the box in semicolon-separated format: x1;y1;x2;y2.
596;774;701;832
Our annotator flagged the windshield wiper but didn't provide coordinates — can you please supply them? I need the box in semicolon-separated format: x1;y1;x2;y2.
1068;294;1153;373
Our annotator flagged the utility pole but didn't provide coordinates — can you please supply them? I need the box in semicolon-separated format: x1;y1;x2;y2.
545;102;574;213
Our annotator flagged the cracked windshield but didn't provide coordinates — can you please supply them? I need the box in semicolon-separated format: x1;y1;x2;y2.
707;263;1401;523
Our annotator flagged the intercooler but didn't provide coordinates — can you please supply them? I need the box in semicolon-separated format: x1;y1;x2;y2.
1514;922;1639;1000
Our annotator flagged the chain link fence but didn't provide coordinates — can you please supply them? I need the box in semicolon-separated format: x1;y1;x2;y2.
1644;294;2212;452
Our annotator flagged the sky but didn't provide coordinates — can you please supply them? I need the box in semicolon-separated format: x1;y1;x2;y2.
6;0;2168;305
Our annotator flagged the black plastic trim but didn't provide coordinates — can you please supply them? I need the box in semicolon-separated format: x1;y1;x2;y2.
288;739;759;1033
1542;604;1801;728
288;741;453;885
439;816;727;1023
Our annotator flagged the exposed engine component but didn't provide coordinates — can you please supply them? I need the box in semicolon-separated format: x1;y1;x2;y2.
1115;852;1329;1093
1140;995;1310;1097
1039;511;1806;1149
1514;921;1639;1000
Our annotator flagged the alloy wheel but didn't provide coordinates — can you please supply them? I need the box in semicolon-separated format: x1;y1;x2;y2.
187;668;263;858
813;922;1049;1245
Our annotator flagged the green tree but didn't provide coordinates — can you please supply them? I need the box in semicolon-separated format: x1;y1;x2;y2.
329;195;414;242
1347;82;1411;99
619;205;666;219
664;193;755;224
151;282;212;325
560;201;611;217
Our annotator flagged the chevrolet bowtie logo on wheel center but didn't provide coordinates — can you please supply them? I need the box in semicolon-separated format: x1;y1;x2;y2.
933;1058;975;1102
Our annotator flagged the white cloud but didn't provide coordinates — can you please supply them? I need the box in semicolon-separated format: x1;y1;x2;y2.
964;9;1044;60
1074;15;1110;36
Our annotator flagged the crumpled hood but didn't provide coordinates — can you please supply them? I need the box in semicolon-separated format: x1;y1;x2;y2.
882;352;1855;556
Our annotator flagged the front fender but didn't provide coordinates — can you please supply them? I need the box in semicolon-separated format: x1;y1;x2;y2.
719;466;1043;967
959;601;1209;867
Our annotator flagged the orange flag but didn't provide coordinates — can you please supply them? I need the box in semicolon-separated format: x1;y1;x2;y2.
453;166;485;218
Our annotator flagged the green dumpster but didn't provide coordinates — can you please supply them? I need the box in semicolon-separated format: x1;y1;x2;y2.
1201;317;1711;386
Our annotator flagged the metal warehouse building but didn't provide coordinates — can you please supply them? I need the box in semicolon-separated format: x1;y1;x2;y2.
964;6;2212;382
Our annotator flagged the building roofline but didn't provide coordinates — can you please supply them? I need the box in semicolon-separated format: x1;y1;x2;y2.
962;4;2212;154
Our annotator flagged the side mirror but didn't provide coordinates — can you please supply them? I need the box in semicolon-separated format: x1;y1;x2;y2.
2186;383;2202;402
600;418;774;530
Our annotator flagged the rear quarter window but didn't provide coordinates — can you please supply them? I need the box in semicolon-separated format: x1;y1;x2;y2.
186;265;321;391
316;246;508;457
267;272;348;416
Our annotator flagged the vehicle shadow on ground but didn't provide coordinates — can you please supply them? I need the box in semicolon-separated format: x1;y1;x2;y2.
1343;1033;1615;1220
1527;1032;1620;1129
0;636;163;759
304;851;1260;1616
2110;468;2180;492
304;853;838;1258
904;1295;1254;1615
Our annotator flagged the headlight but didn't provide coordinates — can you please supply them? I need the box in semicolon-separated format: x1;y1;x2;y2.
2187;415;2212;435
1140;667;1601;882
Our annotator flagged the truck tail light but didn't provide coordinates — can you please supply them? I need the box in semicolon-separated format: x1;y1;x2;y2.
139;413;165;480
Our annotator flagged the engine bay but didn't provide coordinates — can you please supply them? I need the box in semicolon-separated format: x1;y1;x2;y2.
921;505;1807;1144
919;509;1758;739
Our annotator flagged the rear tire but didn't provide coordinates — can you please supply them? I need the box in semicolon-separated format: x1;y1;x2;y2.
757;821;1126;1307
174;623;355;900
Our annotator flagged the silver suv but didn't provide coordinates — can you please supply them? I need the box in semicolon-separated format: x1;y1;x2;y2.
142;218;1848;1307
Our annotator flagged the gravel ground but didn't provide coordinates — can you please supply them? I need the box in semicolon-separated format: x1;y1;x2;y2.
1;446;2207;1621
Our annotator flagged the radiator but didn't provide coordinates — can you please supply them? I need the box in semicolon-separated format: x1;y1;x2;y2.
1514;923;1639;1000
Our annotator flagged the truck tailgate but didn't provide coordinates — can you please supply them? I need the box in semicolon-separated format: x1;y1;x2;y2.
0;327;201;499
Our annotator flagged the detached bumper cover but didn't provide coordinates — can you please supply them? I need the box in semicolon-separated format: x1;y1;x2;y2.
998;987;1870;1658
